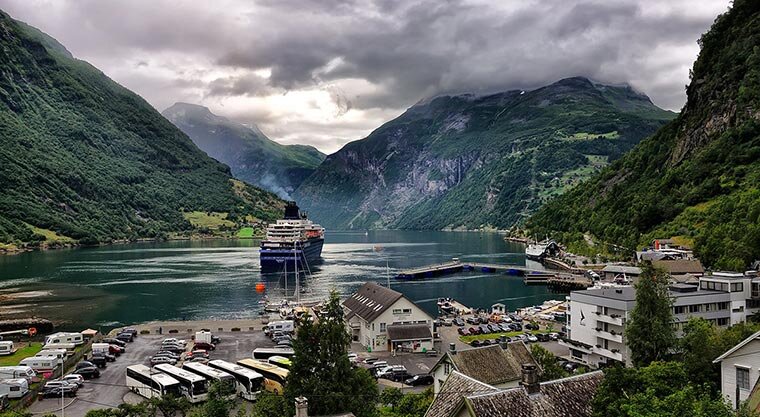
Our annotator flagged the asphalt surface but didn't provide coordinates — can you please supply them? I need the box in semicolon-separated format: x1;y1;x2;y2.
28;331;275;417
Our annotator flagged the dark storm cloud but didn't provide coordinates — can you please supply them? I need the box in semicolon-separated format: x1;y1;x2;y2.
0;0;730;152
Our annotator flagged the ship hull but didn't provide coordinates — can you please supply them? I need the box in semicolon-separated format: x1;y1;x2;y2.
259;238;324;272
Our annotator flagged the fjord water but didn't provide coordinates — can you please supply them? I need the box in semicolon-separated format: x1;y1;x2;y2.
0;231;561;330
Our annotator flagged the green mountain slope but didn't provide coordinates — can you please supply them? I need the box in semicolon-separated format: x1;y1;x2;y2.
527;0;760;270
0;12;283;248
162;103;325;198
294;78;675;230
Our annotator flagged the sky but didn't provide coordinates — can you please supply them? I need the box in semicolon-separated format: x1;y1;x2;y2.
1;0;731;154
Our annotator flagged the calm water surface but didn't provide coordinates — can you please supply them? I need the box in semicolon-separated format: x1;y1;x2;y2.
0;231;563;330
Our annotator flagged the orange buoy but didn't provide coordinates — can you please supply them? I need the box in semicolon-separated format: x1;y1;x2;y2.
255;283;266;293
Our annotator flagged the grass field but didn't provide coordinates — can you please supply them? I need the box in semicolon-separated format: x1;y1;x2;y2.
459;329;552;343
237;227;255;238
29;225;76;244
0;343;43;366
182;211;235;230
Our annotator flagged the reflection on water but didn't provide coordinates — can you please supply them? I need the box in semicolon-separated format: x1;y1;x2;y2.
0;230;564;330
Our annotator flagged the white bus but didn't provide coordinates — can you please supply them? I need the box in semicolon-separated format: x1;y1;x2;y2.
207;360;263;401
182;362;236;399
252;348;295;361
44;332;84;346
126;365;181;399
153;364;208;403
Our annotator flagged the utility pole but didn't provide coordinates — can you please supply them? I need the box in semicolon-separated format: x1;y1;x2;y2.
60;356;64;417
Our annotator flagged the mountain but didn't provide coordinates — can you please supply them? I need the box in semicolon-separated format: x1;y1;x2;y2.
294;77;675;230
0;12;283;248
527;0;760;270
162;103;325;198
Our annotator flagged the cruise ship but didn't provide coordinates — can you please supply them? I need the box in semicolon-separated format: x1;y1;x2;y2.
259;202;325;273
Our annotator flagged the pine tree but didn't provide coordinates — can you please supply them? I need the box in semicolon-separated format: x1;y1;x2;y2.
625;262;676;367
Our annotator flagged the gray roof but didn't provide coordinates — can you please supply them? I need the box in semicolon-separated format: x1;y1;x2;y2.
387;324;432;341
342;282;403;322
442;343;537;386
465;371;604;417
602;265;642;275
575;285;726;302
425;371;499;417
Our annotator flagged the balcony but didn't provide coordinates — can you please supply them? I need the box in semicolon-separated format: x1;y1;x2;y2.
592;345;623;361
593;327;624;343
596;313;624;326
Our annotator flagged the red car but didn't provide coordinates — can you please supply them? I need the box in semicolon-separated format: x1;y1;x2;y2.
194;342;216;351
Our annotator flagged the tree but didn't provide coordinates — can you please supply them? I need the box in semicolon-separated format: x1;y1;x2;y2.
625;262;676;367
379;388;434;417
285;290;378;417
530;344;569;381
190;382;234;417
250;391;288;417
679;317;721;389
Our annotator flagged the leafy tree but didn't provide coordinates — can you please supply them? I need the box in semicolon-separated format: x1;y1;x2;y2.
530;344;569;381
379;388;434;417
285;290;378;417
625;263;675;367
190;382;234;417
249;391;288;417
679;317;722;389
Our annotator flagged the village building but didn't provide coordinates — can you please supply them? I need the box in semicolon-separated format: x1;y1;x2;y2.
714;330;760;409
343;282;434;353
652;259;705;278
424;366;603;417
600;265;642;282
430;343;537;394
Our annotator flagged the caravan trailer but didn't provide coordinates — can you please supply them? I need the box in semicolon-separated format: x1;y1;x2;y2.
0;342;13;356
44;332;84;346
0;379;29;399
36;349;67;360
43;343;76;351
0;366;36;382
18;356;59;373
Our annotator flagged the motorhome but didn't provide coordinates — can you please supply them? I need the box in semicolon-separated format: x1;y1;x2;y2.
44;332;84;346
18;356;59;373
42;343;76;351
0;379;29;399
0;342;13;356
36;349;67;360
263;321;294;335
0;366;36;382
92;343;111;356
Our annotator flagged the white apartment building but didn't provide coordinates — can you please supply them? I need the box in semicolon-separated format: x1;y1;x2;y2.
562;271;760;367
343;282;434;353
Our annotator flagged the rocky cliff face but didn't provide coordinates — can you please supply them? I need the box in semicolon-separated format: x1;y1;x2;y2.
295;77;675;230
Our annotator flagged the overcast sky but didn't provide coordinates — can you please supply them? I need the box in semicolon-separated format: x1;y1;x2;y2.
1;0;730;154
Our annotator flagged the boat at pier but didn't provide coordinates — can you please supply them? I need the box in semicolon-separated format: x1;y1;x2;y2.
259;202;324;273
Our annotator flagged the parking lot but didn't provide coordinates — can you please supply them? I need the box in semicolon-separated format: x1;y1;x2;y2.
27;330;275;417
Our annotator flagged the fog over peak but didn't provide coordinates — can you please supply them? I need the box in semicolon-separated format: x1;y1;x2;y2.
0;0;730;153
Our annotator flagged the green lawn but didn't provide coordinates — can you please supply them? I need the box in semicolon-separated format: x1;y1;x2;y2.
182;211;235;230
0;343;43;366
460;329;553;343
29;225;75;244
237;227;255;238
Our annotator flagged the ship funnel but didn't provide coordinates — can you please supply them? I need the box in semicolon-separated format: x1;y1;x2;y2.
284;201;300;220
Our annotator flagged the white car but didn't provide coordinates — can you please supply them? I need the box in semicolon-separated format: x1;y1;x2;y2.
347;353;359;363
372;361;388;369
162;338;186;346
377;365;406;378
61;374;85;387
525;334;538;343
548;333;560;341
150;356;177;365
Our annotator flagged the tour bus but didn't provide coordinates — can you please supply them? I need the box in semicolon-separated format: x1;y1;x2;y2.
153;364;208;403
0;366;36;382
44;332;84;346
126;365;181;399
182;362;237;400
236;359;289;395
252;348;295;361
0;379;29;399
0;342;13;356
206;360;263;401
268;356;292;370
19;356;59;373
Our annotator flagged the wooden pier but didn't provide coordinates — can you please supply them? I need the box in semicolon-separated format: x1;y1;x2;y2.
396;259;572;280
546;276;592;291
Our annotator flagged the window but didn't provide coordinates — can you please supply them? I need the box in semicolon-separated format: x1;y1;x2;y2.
737;367;750;390
380;323;386;332
392;309;402;314
10;386;19;392
731;283;744;292
444;363;451;375
674;306;686;314
719;302;730;310
753;283;760;298
371;323;375;331
689;304;701;313
717;318;730;326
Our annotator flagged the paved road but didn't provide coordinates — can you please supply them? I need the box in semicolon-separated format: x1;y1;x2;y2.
28;331;275;417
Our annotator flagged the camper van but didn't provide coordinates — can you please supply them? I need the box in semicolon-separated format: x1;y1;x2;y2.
18;356;59;373
0;379;29;399
0;342;13;356
263;321;294;336
36;349;68;360
0;366;36;382
43;343;76;351
44;332;84;346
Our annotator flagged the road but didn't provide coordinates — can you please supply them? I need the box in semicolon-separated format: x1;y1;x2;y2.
28;331;275;417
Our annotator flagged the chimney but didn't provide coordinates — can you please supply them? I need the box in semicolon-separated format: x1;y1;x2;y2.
520;363;540;395
449;343;456;354
295;396;308;417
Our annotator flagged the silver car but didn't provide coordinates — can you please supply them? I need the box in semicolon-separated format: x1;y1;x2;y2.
150;356;177;365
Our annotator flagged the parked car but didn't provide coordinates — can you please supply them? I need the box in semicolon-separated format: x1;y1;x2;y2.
277;340;293;348
510;314;523;322
453;318;465;327
186;357;209;364
466;317;479;325
404;374;434;386
371;361;388;370
498;324;511;332
377;365;406;379
194;342;216;351
41;384;77;398
108;345;123;355
87;355;107;368
121;328;138;338
60;374;85;387
525;323;540;331
524;333;538;343
72;366;100;379
564;362;579;372
441;318;453;327
92;352;115;362
389;370;412;382
363;357;379;364
481;339;492;346
44;381;78;393
536;333;550;342
103;338;126;349
150;356;177;365
510;323;523;331
467;327;481;335
115;333;133;343
162;338;186;346
469;340;482;347
486;324;499;333
187;350;210;359
548;333;560;341
458;328;470;336
478;325;491;334
155;351;181;359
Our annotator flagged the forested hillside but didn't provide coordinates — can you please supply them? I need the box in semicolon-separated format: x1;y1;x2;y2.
295;78;674;230
528;0;760;269
163;103;325;199
0;12;283;248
